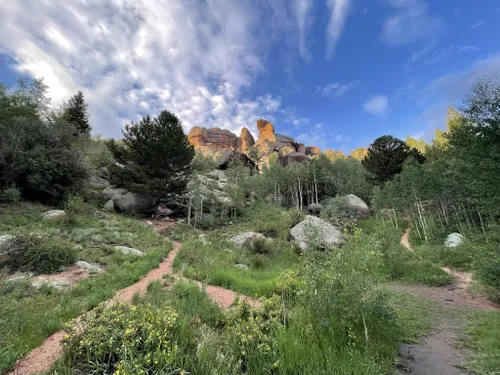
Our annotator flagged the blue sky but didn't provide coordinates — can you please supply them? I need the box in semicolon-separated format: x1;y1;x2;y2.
0;0;499;153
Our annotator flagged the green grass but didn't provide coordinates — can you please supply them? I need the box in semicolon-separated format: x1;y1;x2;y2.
0;201;173;374
465;310;500;374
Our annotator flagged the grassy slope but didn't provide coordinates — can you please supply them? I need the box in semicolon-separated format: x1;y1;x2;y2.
0;202;172;374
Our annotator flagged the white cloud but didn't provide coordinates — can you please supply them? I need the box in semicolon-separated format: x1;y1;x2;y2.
294;0;314;60
458;46;479;53
317;81;359;97
0;0;310;138
470;21;484;29
363;95;389;116
326;0;352;58
380;0;444;46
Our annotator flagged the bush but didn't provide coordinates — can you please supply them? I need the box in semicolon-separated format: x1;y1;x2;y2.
0;188;21;203
474;245;500;301
65;195;95;216
321;196;358;233
3;234;77;274
63;302;185;374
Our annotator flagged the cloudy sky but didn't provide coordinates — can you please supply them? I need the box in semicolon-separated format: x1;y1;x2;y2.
0;0;499;152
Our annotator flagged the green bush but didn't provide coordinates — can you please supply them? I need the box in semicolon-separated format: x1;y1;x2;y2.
321;196;358;233
474;245;500;301
0;188;21;203
4;234;77;274
65;195;95;216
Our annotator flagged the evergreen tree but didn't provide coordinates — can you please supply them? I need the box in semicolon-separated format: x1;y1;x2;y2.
63;91;91;134
362;135;411;184
107;110;195;200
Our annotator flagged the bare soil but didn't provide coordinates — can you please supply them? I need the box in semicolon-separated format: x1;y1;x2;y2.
8;223;258;375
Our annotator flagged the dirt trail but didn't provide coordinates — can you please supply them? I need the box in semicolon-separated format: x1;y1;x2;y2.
8;222;258;375
395;227;499;375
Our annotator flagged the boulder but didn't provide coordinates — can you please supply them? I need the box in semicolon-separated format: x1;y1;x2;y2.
188;127;239;151
306;146;321;156
102;187;129;200
41;210;66;220
290;215;345;251
99;166;111;180
218;149;256;170
113;191;155;215
345;194;370;218
103;199;115;212
445;233;465;248
75;261;102;273
83;189;102;202
256;119;277;143
0;235;19;255
114;246;145;256
153;204;175;220
88;175;110;189
235;263;249;270
279;152;309;167
229;232;266;247
308;203;324;215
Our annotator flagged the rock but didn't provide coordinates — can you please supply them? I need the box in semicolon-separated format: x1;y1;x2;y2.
229;232;266;247
153;204;175;220
99;166;111;180
239;127;255;154
279;152;309;167
218;149;256;170
0;235;19;255
75;261;102;273
308;203;324;215
257;119;277;143
102;187;129;200
41;210;66;220
88;175;110;189
188;127;239;151
306;146;321;156
445;233;465;248
114;246;145;256
113;191;155;215
290;215;345;251
103;199;115;212
83;189;102;202
345;194;370;218
235;263;249;270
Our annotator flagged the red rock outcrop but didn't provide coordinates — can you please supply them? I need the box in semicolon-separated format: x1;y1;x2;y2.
188;127;239;152
238;127;255;154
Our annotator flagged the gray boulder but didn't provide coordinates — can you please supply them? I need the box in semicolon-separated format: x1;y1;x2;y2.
103;199;115;212
445;233;465;248
290;215;344;251
345;194;370;218
103;187;129;200
308;203;324;215
75;261;102;273
229;232;266;248
235;263;249;270
99;166;111;180
88;175;110;189
0;235;19;255
114;245;145;256
41;210;66;220
103;187;155;215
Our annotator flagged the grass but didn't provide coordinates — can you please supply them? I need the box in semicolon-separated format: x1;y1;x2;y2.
465;310;500;375
0;201;173;374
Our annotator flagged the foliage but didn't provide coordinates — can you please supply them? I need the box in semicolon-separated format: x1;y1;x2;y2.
320;195;358;232
466;311;500;375
362;135;424;184
85;135;115;169
0;188;21;203
60;91;91;134
107;110;195;200
0;79;89;204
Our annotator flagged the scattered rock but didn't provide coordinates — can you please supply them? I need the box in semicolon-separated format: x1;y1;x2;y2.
103;199;115;212
0;234;19;255
75;261;102;273
41;210;66;220
229;232;266;248
445;233;465;248
152;204;175;220
114;246;145;256
235;263;249;270
8;271;34;281
290;215;345;251
345;194;370;218
103;187;129;200
88;175;110;189
308;203;324;215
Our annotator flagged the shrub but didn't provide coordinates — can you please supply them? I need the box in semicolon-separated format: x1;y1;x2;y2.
474;244;500;301
63;302;184;374
321;196;358;233
65;195;95;216
3;234;77;274
0;188;21;203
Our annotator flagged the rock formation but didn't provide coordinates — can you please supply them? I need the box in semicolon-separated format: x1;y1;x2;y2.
238;127;255;154
188;127;239;152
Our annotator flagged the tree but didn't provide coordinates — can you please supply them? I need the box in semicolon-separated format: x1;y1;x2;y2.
107;110;195;200
362;135;413;184
62;91;91;134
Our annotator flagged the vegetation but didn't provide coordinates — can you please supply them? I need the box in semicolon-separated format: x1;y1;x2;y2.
60;91;91;134
107;110;195;201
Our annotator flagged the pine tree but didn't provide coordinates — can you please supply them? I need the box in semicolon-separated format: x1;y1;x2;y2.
107;110;195;200
362;135;411;184
63;91;91;134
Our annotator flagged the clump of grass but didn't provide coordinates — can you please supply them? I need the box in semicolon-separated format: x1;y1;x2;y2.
466;311;500;374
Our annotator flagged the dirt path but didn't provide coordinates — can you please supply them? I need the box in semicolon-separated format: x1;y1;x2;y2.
395;227;499;375
8;224;258;375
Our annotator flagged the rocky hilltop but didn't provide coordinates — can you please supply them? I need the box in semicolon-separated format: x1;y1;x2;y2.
188;119;323;165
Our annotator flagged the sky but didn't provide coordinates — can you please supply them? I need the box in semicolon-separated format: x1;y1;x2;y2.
0;0;499;153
